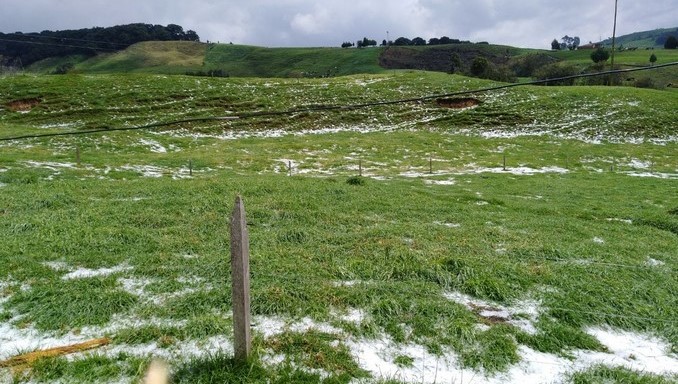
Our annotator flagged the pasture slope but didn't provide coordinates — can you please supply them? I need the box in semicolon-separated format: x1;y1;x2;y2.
0;70;677;383
24;38;678;85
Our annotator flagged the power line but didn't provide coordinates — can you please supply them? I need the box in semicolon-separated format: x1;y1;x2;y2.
1;62;677;143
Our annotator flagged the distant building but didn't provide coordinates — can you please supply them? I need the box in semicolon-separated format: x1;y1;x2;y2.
579;43;602;50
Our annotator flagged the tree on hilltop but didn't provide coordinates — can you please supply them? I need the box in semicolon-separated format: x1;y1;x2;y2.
561;35;580;50
356;37;377;48
411;37;426;46
551;39;560;50
394;37;412;46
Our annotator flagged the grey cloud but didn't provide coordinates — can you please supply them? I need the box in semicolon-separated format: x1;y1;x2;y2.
1;0;674;48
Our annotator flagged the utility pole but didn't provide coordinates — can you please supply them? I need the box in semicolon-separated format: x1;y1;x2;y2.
610;0;618;72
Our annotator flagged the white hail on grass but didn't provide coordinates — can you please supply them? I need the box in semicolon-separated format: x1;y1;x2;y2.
627;159;652;169
433;221;461;228
424;179;456;185
23;161;78;170
443;291;540;335
62;263;132;280
139;139;167;153
42;261;70;271
625;171;678;179
606;218;633;224
645;258;666;267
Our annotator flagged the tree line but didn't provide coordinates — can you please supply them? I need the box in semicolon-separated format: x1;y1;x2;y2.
342;35;472;48
0;23;199;67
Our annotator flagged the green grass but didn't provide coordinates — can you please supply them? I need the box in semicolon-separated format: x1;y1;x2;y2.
571;366;677;384
203;44;384;77
74;41;207;74
0;72;677;383
548;47;678;65
22;39;678;94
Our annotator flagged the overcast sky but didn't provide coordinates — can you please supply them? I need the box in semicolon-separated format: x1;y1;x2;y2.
1;0;676;48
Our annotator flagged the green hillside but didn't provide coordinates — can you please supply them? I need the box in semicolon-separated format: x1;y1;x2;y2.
203;44;383;77
600;27;678;48
22;39;678;90
74;41;207;74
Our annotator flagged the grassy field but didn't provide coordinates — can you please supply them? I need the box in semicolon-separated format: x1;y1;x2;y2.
548;47;678;67
1;71;677;383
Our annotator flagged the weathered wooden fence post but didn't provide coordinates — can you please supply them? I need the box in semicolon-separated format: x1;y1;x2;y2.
189;159;193;176
76;145;81;167
288;160;292;177
359;159;362;177
429;157;433;174
230;195;252;361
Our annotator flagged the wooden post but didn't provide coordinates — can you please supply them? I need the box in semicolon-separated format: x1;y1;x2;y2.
76;145;81;167
359;159;362;177
230;196;251;362
288;160;292;177
429;157;433;174
189;159;193;176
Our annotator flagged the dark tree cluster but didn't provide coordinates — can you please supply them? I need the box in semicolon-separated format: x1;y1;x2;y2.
392;35;469;46
342;35;470;48
550;35;580;50
0;23;200;67
356;37;377;48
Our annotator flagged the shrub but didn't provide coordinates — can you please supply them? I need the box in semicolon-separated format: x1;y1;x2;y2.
634;77;655;89
590;48;610;64
470;57;489;77
346;176;366;186
52;63;74;75
510;53;558;77
533;63;578;86
470;57;516;82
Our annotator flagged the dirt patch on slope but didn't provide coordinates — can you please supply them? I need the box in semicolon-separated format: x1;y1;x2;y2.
436;97;481;109
6;98;42;112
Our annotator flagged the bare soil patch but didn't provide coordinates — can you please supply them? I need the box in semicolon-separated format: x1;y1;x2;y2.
436;97;481;109
6;98;42;112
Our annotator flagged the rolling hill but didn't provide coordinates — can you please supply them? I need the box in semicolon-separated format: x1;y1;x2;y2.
14;29;678;90
600;27;678;48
